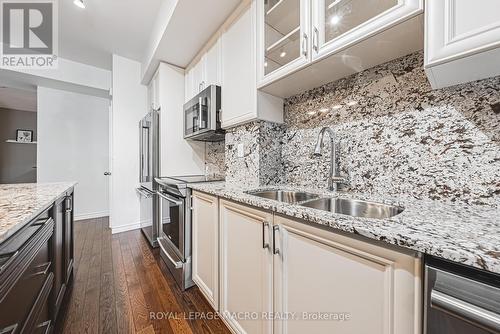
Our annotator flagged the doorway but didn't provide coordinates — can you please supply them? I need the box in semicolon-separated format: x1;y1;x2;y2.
0;86;38;184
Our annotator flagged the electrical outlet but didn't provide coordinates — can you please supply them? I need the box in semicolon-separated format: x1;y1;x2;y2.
237;143;244;158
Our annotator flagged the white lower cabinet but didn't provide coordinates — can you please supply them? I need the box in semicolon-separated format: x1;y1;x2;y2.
219;199;273;334
273;215;422;334
193;198;422;334
192;191;219;310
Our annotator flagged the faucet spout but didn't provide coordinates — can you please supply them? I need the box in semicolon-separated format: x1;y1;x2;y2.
313;127;346;191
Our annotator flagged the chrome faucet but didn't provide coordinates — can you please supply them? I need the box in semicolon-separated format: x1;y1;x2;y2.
313;127;347;191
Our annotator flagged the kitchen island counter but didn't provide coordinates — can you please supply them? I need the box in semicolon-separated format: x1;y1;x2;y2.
0;182;76;244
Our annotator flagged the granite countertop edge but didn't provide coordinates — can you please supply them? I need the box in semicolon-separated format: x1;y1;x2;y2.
189;182;500;275
0;182;77;244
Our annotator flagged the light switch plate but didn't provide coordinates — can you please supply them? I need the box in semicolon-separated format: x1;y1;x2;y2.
237;144;244;158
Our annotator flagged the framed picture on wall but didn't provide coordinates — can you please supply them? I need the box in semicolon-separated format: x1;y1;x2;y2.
16;129;33;143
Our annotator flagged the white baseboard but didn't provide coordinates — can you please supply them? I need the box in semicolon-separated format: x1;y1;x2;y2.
111;221;142;234
75;211;109;221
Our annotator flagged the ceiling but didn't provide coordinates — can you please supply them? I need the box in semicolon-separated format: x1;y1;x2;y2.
58;0;163;70
0;87;37;112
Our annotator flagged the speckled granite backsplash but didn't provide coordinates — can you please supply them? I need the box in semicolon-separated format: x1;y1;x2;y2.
224;121;284;188
282;51;500;206
215;51;500;206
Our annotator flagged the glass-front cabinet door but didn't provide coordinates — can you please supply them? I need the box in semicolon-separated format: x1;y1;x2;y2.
257;0;311;86
311;0;422;61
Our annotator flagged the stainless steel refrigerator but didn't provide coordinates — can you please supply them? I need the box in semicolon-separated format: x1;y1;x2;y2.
136;110;159;248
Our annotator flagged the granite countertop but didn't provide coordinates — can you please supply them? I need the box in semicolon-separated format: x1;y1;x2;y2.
0;182;77;244
189;182;500;274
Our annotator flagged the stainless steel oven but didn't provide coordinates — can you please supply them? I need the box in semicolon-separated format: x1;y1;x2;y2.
425;256;500;334
155;175;224;291
183;85;224;142
157;183;193;290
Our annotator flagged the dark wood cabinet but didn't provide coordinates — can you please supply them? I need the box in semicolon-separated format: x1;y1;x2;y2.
0;188;74;334
50;191;74;322
51;196;66;320
0;212;54;334
63;195;74;285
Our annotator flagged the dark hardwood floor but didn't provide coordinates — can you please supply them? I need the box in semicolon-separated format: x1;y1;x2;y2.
55;217;231;334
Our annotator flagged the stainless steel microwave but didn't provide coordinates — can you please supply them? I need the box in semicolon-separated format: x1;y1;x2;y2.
183;85;225;141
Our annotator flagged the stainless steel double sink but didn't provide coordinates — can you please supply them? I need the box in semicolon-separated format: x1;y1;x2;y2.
247;190;404;219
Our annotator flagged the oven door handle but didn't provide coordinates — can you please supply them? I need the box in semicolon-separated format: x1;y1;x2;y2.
431;289;500;332
158;239;184;269
157;192;183;206
136;187;153;198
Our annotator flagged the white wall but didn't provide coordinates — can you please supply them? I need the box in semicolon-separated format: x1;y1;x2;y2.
110;55;147;234
37;86;109;220
158;62;205;176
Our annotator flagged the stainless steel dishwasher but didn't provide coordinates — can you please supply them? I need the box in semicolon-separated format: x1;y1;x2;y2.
424;256;500;334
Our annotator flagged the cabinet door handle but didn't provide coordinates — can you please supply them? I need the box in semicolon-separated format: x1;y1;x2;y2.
0;250;19;274
262;222;270;249
272;225;280;255
313;27;319;53
302;33;308;57
0;324;18;334
29;261;51;278
36;320;51;334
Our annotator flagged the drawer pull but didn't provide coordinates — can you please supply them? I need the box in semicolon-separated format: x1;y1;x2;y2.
35;320;51;334
0;251;19;274
32;217;51;226
0;324;18;334
29;262;51;278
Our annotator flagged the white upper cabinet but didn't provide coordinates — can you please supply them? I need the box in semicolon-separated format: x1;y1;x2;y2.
424;0;500;88
205;37;222;87
148;71;160;111
257;0;423;97
185;37;222;103
257;0;311;86
312;0;422;61
185;57;206;102
221;1;283;128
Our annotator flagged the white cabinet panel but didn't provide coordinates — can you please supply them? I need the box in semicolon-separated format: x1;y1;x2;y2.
184;69;193;103
257;0;311;86
312;0;422;61
157;63;205;176
452;1;500;36
221;1;283;128
192;191;219;310
206;38;222;87
273;216;422;334
257;0;423;97
425;0;500;88
148;71;160;111
221;3;258;126
426;0;500;65
219;199;273;334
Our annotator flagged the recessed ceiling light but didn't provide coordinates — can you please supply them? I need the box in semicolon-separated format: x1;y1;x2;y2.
346;101;358;106
73;0;85;9
319;108;329;113
280;51;287;58
264;61;268;67
332;104;342;110
330;15;341;25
